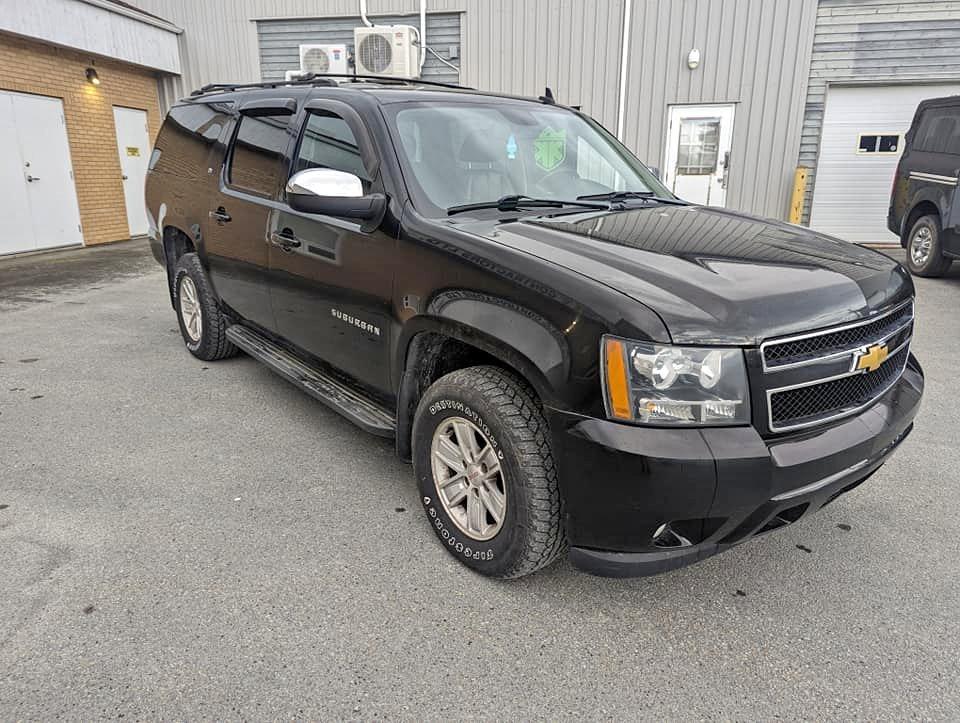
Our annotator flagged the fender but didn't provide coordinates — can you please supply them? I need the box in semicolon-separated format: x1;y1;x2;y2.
902;185;951;238
393;291;573;460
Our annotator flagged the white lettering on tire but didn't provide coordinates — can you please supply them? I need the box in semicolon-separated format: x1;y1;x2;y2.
422;497;494;561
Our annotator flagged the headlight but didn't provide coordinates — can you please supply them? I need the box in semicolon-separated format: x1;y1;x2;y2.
601;335;750;426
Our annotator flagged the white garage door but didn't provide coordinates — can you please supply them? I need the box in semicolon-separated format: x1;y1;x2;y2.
810;84;960;244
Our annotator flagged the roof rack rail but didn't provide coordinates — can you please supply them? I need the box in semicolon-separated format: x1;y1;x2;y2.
190;73;472;97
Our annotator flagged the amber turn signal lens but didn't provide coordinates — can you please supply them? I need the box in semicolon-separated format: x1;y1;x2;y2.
604;338;632;420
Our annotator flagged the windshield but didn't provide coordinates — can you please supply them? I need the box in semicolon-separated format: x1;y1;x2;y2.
385;100;671;216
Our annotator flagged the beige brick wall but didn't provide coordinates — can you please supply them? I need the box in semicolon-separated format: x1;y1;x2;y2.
0;32;163;245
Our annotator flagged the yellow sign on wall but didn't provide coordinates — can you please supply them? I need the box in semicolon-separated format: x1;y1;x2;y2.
126;146;140;157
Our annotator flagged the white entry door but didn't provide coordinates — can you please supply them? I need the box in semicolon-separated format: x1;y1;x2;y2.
664;104;735;207
0;91;82;255
113;106;151;237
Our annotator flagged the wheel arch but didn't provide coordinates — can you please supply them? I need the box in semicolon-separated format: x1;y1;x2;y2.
901;199;942;247
394;292;571;461
161;225;197;306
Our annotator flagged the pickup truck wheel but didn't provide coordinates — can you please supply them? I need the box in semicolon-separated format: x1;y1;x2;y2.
413;366;566;578
173;253;238;361
906;215;953;277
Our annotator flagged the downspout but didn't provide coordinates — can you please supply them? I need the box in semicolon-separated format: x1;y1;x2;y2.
359;0;373;26
419;0;427;72
615;0;632;141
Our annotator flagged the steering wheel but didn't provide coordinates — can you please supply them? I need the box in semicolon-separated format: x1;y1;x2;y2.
534;166;580;195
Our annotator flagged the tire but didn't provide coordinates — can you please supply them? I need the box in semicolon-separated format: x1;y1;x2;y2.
172;253;238;361
905;214;953;277
412;365;566;579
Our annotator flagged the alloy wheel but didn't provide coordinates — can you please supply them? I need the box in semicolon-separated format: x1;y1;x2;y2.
179;276;203;342
910;226;933;267
430;416;507;541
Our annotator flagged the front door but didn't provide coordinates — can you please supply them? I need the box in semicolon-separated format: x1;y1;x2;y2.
113;106;151;237
0;91;82;255
268;104;394;395
664;104;735;207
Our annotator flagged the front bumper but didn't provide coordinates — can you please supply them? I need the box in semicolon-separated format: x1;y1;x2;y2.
547;354;924;578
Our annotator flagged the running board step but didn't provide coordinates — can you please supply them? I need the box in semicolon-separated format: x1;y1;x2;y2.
226;325;396;437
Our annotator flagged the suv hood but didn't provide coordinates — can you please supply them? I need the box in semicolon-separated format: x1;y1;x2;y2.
464;204;913;345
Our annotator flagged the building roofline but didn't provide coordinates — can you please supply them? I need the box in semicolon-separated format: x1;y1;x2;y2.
77;0;182;34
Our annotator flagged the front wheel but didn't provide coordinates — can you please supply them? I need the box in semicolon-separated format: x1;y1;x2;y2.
905;215;953;277
412;366;566;579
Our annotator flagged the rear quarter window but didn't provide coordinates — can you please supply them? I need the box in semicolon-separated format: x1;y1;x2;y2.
153;102;231;180
913;106;960;155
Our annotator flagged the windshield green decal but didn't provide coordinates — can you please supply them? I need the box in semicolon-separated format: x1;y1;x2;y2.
533;127;566;171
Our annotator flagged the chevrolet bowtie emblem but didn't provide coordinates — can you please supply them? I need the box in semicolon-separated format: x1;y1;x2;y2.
853;343;889;373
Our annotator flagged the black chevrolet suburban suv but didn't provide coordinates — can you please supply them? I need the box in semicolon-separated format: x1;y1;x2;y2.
889;94;960;277
146;76;923;579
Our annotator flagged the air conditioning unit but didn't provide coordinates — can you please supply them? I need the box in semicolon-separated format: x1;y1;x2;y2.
353;25;420;79
298;44;349;75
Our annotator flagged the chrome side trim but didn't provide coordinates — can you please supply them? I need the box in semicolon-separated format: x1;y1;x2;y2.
761;298;914;372
909;171;958;187
771;459;870;502
766;338;911;432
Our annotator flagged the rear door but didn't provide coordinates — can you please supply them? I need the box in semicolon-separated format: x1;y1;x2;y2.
205;99;297;332
267;99;395;395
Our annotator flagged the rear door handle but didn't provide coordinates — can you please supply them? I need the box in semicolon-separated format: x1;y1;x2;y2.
25;175;39;182
269;230;302;251
209;207;231;223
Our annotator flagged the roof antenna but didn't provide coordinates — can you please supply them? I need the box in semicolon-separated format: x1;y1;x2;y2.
539;87;556;105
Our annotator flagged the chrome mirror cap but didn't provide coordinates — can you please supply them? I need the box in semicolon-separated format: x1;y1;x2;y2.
286;168;364;199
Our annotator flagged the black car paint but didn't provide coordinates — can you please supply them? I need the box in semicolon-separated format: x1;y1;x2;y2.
888;94;960;257
146;82;923;576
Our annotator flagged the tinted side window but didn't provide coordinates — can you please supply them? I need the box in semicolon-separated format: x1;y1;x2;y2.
915;107;960;155
153;102;231;179
294;111;369;181
228;114;293;197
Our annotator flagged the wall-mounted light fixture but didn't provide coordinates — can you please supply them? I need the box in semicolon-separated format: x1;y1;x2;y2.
687;48;701;70
85;67;100;85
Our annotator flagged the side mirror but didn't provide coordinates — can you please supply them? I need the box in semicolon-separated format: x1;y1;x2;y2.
286;168;386;228
648;166;661;180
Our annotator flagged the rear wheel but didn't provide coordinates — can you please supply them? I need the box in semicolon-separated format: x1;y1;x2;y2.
412;365;566;579
905;214;953;277
172;253;238;361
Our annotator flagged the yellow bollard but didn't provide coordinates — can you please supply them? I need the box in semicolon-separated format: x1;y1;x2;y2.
789;167;808;224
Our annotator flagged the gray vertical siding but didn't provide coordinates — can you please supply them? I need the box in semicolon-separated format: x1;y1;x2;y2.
799;0;960;224
621;0;819;219
256;13;462;85
136;0;627;128
136;0;819;219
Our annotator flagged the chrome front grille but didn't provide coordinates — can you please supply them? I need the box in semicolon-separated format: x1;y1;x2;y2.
762;301;914;370
761;299;914;432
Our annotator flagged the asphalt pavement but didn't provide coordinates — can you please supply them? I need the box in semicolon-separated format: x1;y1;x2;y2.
1;240;959;719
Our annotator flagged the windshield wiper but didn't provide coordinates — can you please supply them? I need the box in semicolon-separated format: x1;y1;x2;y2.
577;190;689;206
447;194;609;216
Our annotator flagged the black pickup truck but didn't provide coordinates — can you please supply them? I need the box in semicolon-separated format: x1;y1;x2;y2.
146;76;923;579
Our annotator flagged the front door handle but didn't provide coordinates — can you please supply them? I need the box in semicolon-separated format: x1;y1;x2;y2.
208;207;231;223
25;174;39;183
269;230;302;251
